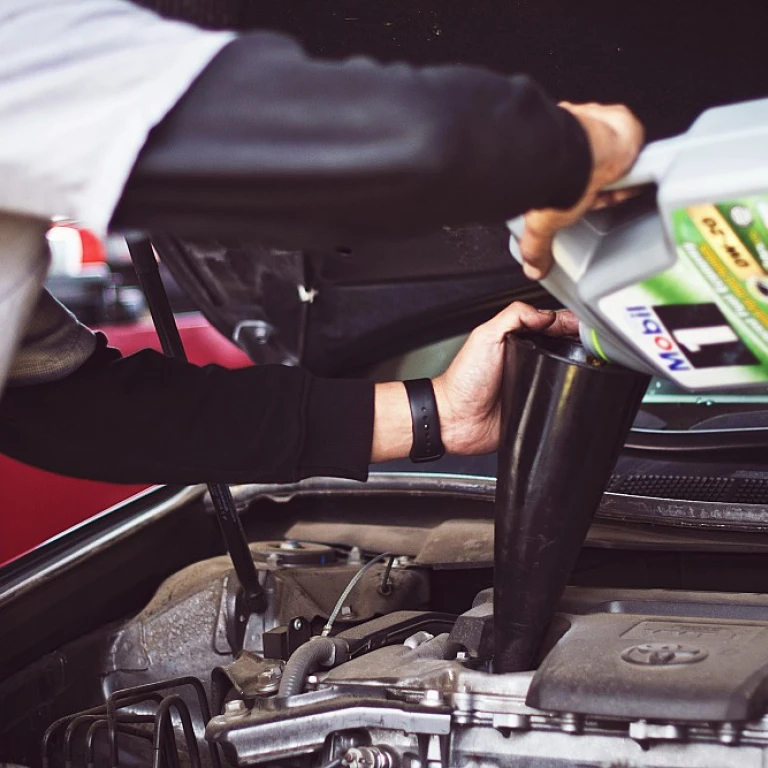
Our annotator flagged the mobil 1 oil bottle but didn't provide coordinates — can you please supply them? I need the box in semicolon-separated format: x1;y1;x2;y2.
508;98;768;391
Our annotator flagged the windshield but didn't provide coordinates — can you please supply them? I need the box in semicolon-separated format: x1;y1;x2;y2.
641;377;768;431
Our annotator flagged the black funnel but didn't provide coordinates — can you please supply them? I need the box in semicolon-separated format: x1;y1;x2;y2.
493;332;649;673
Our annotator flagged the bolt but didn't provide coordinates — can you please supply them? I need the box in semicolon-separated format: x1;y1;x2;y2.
560;712;583;734
340;605;354;617
493;713;530;732
292;618;304;630
257;667;282;683
717;722;741;746
344;746;397;768
420;689;444;707
348;546;363;565
254;666;283;694
307;674;319;685
224;699;248;716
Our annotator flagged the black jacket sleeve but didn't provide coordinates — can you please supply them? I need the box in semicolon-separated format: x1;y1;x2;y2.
111;32;591;244
0;336;374;485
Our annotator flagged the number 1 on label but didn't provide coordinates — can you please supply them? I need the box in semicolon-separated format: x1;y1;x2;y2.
672;325;738;353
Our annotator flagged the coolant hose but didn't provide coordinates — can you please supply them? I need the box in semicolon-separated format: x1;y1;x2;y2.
278;637;350;698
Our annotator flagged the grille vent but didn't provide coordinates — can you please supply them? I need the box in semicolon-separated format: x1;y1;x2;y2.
608;474;768;505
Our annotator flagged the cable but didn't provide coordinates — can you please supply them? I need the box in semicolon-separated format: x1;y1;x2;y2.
321;552;392;637
378;553;396;595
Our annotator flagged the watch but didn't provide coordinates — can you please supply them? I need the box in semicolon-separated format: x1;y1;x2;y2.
403;378;445;463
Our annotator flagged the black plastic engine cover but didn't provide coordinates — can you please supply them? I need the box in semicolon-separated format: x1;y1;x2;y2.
529;607;768;722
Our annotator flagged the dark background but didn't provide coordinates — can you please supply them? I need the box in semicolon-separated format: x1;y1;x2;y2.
138;0;768;141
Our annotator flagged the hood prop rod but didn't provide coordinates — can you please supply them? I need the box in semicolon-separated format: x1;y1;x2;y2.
127;234;267;617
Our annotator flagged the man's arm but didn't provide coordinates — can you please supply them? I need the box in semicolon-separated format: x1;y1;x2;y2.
111;32;592;244
0;336;374;485
0;303;576;485
0;1;639;247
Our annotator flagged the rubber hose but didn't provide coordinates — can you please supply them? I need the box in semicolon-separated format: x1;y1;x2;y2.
278;637;347;698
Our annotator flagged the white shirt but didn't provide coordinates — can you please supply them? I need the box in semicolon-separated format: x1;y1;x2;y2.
0;0;235;237
0;0;234;395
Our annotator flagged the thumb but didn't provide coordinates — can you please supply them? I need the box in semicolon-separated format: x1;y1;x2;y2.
520;212;559;280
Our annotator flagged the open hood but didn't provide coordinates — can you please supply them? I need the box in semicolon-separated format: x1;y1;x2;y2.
152;226;536;375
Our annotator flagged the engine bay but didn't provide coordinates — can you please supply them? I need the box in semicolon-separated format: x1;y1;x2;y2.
3;476;768;768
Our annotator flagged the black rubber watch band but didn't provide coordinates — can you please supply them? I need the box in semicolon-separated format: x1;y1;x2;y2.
404;378;445;463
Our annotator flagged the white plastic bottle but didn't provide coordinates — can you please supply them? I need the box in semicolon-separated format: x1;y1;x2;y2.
509;98;768;391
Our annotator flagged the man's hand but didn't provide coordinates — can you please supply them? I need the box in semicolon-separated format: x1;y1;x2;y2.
520;102;645;280
434;302;578;455
370;302;578;463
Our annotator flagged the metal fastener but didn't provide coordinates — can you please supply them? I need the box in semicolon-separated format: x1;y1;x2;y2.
717;722;741;746
224;699;248;716
629;719;685;743
560;712;583;734
344;746;398;768
420;689;444;707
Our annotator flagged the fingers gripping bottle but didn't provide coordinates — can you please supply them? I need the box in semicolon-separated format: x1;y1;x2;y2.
509;97;768;391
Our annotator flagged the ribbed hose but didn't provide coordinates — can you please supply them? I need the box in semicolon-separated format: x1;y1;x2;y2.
277;637;349;699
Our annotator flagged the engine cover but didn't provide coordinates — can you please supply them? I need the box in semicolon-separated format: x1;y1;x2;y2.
207;588;768;768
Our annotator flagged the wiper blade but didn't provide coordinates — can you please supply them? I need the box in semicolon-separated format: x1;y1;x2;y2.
627;426;768;452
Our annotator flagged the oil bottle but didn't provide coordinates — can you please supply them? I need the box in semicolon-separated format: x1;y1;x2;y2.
509;98;768;391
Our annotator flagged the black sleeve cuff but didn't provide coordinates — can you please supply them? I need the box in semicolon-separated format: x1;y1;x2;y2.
545;106;593;210
297;376;375;482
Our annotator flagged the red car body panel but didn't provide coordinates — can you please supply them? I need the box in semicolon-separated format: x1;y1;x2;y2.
0;313;251;565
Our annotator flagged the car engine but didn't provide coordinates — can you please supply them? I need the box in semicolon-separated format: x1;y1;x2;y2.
5;472;767;768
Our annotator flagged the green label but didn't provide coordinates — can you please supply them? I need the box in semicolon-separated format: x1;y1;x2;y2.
599;197;768;389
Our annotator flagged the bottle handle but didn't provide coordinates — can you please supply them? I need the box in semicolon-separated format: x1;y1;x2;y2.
603;135;683;191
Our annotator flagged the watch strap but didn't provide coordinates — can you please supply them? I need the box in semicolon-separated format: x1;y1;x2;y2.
404;378;445;463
